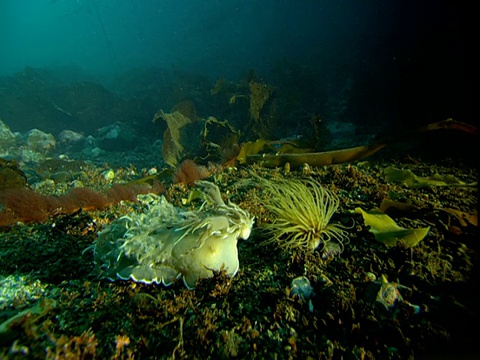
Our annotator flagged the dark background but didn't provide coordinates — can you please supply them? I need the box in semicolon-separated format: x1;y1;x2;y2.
0;0;476;144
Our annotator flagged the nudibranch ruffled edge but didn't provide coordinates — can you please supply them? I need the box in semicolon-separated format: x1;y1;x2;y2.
93;181;254;289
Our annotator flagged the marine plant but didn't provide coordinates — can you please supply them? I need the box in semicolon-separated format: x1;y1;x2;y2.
0;183;155;227
255;178;349;252
172;159;210;185
249;80;273;123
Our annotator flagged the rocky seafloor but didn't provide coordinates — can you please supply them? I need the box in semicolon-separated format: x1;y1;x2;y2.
0;141;478;359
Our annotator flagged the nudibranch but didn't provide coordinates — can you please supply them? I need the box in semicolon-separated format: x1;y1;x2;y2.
93;181;254;289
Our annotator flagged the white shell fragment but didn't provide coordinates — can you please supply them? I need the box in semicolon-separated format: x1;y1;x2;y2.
93;181;254;289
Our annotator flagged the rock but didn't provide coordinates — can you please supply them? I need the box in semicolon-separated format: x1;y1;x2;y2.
81;146;104;158
96;123;138;151
58;130;85;149
0;120;16;154
27;129;56;153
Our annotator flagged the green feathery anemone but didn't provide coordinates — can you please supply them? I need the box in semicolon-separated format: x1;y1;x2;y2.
256;178;349;252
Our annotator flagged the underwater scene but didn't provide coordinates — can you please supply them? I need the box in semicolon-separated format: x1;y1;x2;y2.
0;0;477;359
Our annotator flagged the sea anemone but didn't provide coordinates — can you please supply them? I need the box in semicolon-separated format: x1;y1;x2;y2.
255;178;349;252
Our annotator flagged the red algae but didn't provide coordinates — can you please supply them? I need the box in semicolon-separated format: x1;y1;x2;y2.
0;188;57;225
60;187;109;212
105;183;156;204
172;159;210;186
0;183;164;227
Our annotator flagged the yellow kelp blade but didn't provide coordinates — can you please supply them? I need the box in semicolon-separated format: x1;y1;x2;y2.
245;143;386;168
355;207;430;247
154;110;193;167
237;139;269;164
238;118;477;168
373;228;431;247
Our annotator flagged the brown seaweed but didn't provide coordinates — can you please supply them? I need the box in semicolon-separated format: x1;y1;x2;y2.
240;118;477;168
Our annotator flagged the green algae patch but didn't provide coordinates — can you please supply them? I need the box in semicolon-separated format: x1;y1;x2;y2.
355;207;430;247
384;166;477;188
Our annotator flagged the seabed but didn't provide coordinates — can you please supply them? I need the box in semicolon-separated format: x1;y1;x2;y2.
1;153;478;359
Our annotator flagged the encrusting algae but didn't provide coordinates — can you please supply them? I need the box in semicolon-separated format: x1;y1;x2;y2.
254;178;349;252
93;181;254;289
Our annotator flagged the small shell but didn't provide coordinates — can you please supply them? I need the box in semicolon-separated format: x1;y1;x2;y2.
290;276;315;301
102;169;115;182
321;241;343;260
147;167;158;175
376;275;403;310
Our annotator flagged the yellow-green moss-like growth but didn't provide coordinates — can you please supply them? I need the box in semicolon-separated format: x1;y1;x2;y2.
256;178;348;252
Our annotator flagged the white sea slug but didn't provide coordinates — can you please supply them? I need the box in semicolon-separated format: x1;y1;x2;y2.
93;181;254;289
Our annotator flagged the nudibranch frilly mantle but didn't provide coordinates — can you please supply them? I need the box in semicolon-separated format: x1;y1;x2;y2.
94;181;254;289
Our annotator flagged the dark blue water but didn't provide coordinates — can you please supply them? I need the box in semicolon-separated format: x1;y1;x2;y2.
1;0;392;77
0;0;475;136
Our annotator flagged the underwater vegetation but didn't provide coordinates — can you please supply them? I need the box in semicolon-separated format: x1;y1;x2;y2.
0;159;478;358
0;184;157;227
238;118;477;168
0;67;478;358
172;159;210;185
254;178;349;252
